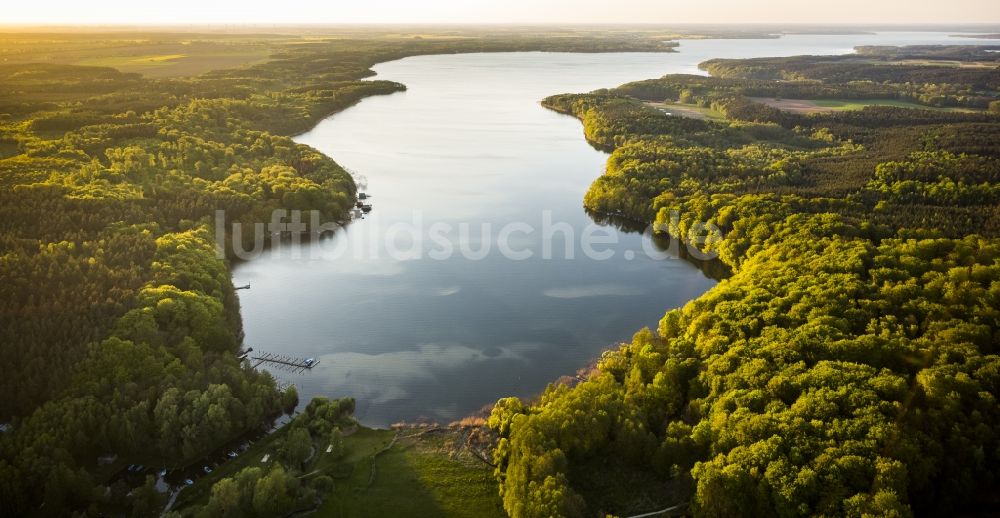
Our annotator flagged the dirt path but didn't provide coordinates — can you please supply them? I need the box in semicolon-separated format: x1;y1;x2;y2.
644;102;711;120
622;502;688;518
365;431;401;488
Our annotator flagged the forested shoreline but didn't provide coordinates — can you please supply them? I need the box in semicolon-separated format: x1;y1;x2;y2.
491;47;1000;516
5;29;1000;516
0;32;678;515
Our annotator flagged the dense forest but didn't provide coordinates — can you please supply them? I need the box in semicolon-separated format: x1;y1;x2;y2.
185;397;358;517
0;31;678;516
490;48;1000;516
699;45;1000;108
5;29;1000;516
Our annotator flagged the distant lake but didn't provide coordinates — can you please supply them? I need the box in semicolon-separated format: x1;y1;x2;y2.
233;32;990;426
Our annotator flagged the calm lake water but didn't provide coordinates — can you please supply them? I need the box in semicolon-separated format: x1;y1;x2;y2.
234;32;990;426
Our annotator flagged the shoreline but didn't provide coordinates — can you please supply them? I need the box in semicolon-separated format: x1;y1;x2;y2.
231;42;714;429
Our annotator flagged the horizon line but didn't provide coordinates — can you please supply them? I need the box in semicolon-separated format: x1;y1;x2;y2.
2;22;1000;28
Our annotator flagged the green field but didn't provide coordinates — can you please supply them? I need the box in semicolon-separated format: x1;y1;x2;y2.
74;46;273;77
172;426;503;517
0;35;274;77
810;98;978;112
315;429;504;518
750;96;981;113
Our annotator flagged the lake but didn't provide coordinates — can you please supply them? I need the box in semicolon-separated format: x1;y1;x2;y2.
233;32;990;426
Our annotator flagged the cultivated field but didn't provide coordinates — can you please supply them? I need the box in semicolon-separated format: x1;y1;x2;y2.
749;96;979;113
0;33;277;77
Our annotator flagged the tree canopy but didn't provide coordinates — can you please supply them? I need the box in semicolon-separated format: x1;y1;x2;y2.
495;47;1000;517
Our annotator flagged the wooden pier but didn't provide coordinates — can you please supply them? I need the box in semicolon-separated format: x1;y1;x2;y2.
248;352;318;373
235;282;251;290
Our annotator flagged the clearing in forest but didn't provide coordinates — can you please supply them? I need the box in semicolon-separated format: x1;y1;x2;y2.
749;97;978;113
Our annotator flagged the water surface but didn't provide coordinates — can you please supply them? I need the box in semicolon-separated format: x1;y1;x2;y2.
234;32;988;426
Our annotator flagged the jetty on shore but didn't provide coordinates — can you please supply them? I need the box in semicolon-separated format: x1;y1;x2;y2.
247;352;319;373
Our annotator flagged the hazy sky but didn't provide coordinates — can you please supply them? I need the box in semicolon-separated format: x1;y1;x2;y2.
5;0;1000;25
